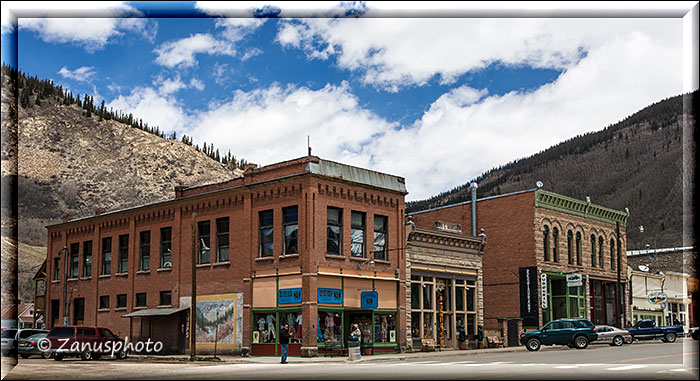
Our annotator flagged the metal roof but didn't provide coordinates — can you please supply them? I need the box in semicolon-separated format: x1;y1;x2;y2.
307;159;407;194
121;306;188;318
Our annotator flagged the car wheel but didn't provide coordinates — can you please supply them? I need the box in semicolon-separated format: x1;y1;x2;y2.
612;336;624;346
116;349;128;359
526;338;541;352
20;353;30;359
54;353;64;361
41;351;51;359
81;350;93;361
663;332;676;343
573;335;589;349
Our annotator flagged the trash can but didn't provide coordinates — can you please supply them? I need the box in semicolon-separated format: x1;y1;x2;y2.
348;338;361;361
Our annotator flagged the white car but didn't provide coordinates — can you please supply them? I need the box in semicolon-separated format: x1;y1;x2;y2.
594;325;633;346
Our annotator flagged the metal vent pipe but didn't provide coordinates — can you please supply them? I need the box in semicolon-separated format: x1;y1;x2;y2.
470;182;478;236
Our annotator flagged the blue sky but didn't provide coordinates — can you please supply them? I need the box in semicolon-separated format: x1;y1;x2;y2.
1;2;694;201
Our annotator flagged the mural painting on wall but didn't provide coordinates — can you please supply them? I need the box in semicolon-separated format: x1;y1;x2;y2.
182;293;243;349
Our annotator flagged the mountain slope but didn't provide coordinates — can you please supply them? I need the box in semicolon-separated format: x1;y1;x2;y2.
407;91;696;250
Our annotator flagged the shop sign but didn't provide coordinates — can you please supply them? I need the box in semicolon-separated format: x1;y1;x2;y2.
540;273;548;309
566;274;583;287
648;292;667;305
278;288;302;304
318;288;343;304
519;267;539;327
361;291;378;309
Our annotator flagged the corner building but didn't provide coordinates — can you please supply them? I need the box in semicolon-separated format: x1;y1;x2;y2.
45;156;407;357
409;189;629;345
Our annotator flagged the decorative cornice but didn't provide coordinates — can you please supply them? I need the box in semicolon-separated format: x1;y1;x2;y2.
535;189;629;226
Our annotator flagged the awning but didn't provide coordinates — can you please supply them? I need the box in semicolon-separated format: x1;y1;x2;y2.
121;306;188;318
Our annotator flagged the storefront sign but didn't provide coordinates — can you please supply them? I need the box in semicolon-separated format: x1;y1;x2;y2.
318;288;343;304
566;274;583;287
278;288;302;304
648;292;667;305
519;267;539;326
434;221;462;233
540;273;548;309
361;291;378;309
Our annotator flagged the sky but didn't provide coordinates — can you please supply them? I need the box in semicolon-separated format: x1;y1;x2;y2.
1;2;696;201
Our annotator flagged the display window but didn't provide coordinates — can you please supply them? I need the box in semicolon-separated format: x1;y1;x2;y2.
373;313;396;343
280;311;302;343
317;311;343;343
253;312;277;344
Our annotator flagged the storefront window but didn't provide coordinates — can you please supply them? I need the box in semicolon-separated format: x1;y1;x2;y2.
423;283;433;310
374;313;396;343
411;282;420;309
253;312;277;344
455;287;464;311
349;314;372;344
317;311;342;343
423;312;433;338
280;311;302;343
411;312;421;338
466;286;475;312
467;313;476;336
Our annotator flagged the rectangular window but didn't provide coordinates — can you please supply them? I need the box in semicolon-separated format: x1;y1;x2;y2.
118;234;129;273
116;294;127;309
159;291;172;306
259;210;274;257
82;241;92;278
69;242;79;278
455;286;464;311
160;227;172;268
411;282;421;309
197;220;211;264
216;218;229;262
466;286;475;312
99;296;109;310
135;293;147;308
101;237;112;275
373;215;388;261
139;231;150;271
282;206;298;255
326;207;342;255
422;283;433;310
53;257;60;281
351;211;366;258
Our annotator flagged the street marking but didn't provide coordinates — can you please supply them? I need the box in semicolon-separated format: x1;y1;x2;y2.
607;365;647;371
669;368;689;372
609;351;697;364
554;365;579;369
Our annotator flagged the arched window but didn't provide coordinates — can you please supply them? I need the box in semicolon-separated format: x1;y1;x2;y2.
567;230;574;265
543;225;550;262
552;227;559;262
576;232;582;265
598;236;604;268
610;238;616;270
590;234;597;267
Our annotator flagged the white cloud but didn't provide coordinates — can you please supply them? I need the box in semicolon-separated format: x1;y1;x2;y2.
189;78;205;91
107;86;189;135
212;63;230;85
153;33;236;68
241;47;262;61
58;66;96;82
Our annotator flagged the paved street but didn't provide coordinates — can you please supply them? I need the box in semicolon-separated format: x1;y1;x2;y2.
3;340;698;380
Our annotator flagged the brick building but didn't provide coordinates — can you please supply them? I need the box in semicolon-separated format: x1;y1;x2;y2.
45;156;408;357
409;188;629;345
404;222;485;351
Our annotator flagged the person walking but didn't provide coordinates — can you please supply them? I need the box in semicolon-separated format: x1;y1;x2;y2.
280;324;290;364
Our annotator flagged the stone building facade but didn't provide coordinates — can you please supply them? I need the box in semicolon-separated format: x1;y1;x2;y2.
409;188;629;345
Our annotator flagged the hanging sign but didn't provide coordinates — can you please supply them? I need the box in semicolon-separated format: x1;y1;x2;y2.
540;273;548;309
566;274;583;287
361;291;378;310
647;292;667;305
318;288;343;304
278;288;302;304
519;267;539;327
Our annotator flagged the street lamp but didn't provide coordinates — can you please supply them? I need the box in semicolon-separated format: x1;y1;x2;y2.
57;246;68;326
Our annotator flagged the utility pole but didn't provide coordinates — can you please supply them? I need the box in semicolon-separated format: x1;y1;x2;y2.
616;221;623;328
190;212;197;361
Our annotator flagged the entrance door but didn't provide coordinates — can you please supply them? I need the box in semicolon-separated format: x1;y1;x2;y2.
346;311;372;348
51;299;59;328
73;298;85;325
507;320;519;347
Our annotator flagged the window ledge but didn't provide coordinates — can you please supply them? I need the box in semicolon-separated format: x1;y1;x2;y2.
324;254;345;260
196;263;211;268
136;270;151;275
374;259;391;265
213;261;230;267
280;253;299;259
157;267;172;272
115;307;127;311
255;257;274;262
349;256;369;262
158;305;173;309
133;306;147;310
67;277;79;282
80;276;92;281
97;308;110;313
51;280;60;283
115;272;128;277
98;274;111;279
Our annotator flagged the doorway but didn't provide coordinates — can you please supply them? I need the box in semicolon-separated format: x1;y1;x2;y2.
346;311;372;348
73;298;84;325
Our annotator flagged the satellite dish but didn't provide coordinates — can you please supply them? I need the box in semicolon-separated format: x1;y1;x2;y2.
536;181;543;188
638;265;649;272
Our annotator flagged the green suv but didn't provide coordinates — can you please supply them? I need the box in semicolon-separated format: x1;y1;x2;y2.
520;318;598;351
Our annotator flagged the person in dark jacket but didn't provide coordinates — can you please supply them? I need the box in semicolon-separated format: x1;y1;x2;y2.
279;324;290;364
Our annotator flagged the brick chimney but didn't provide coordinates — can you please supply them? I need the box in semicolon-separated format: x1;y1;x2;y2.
243;163;258;172
94;207;106;216
174;181;186;199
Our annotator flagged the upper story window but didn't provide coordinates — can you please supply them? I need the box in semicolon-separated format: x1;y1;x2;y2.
82;241;92;278
326;207;342;255
543;225;550;262
610;238;616;270
116;294;127;309
135;293;147;308
598;236;605;268
575;232;582;266
139;231;150;271
567;230;574;265
590;234;597;267
373;215;388;261
160;291;172;306
216;218;229;263
101;237;112;275
197;221;211;264
53;257;60;281
552;227;559;262
351;211;366;258
69;242;79;278
282;206;298;255
259;210;274;258
160;227;172;268
118;234;129;273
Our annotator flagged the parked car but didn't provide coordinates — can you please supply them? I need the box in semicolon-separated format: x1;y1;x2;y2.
593;325;633;346
1;328;49;357
626;319;684;343
690;327;699;340
46;326;127;361
520;318;598;351
18;333;51;359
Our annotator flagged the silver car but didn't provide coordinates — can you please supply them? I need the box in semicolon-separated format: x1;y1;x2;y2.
594;325;633;346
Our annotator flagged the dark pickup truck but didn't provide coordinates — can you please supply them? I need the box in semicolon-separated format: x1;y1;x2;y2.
626;320;684;343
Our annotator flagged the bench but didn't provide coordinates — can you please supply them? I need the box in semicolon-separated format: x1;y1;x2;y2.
323;341;343;357
421;338;436;352
486;336;504;348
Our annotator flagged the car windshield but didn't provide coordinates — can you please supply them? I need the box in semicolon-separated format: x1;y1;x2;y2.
47;327;75;338
25;333;48;341
1;329;17;338
577;319;594;328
